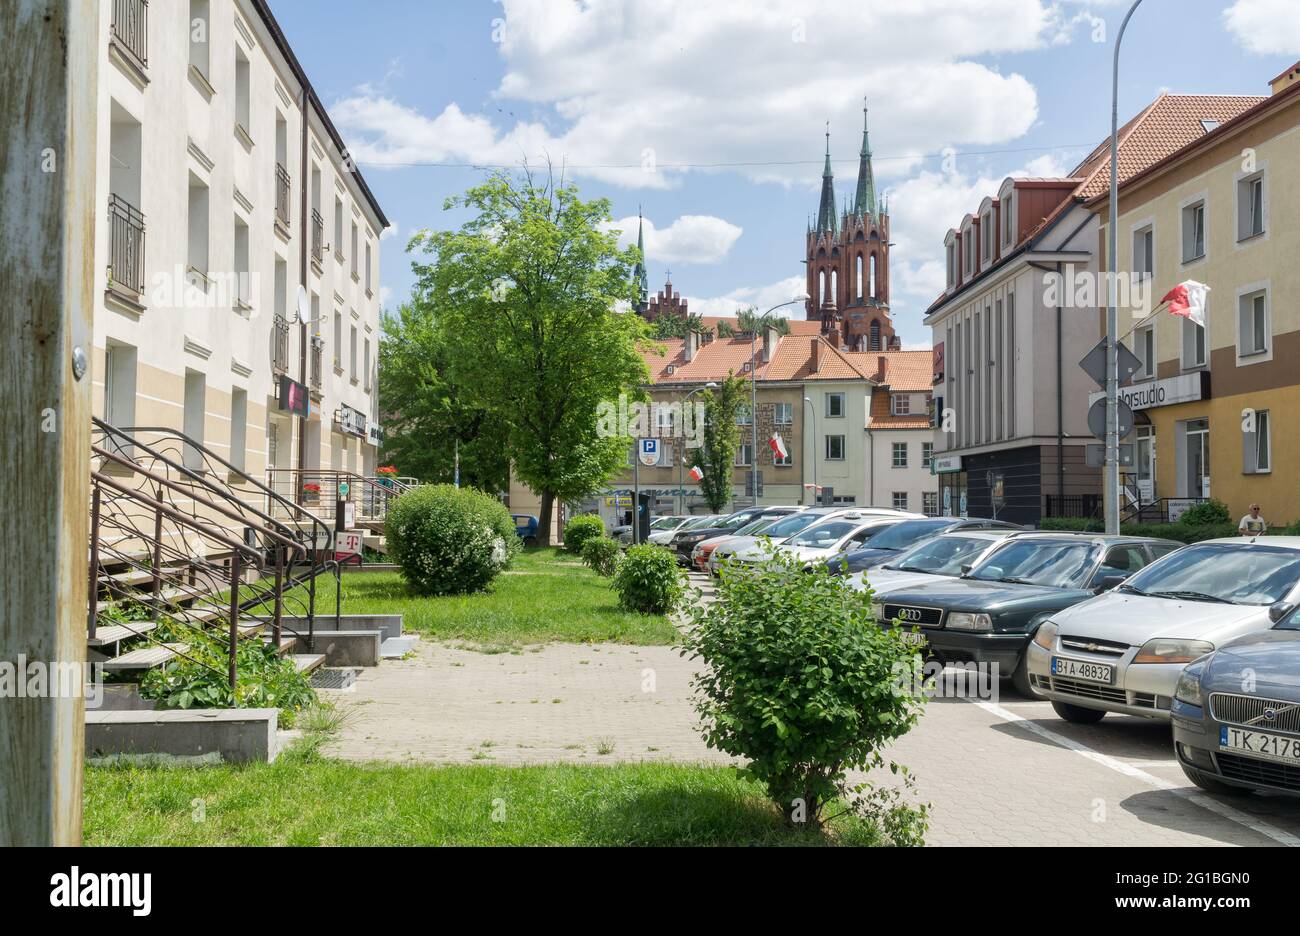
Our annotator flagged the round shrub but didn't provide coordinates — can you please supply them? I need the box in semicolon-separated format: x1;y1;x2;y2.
564;514;606;555
581;536;622;577
612;544;683;614
385;484;519;595
1179;498;1230;525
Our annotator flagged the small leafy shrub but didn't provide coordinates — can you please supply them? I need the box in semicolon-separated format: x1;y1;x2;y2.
1178;499;1230;526
385;484;519;595
563;514;606;555
612;544;683;614
139;622;317;728
1038;516;1233;544
581;536;622;577
681;545;928;841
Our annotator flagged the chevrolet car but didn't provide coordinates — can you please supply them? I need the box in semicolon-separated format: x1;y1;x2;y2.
1028;537;1300;723
872;533;1179;697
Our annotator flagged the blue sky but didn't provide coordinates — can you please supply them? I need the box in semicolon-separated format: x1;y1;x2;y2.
270;0;1299;348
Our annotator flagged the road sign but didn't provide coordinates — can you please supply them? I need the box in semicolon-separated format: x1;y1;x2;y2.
637;438;661;467
335;531;363;558
1085;443;1135;468
1087;397;1134;441
1078;337;1143;390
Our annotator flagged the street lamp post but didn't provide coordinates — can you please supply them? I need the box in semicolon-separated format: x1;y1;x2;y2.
804;396;818;506
679;382;716;514
1106;0;1144;535
748;298;807;506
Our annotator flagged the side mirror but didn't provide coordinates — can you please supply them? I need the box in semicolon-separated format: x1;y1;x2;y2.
1269;601;1295;623
1095;573;1127;593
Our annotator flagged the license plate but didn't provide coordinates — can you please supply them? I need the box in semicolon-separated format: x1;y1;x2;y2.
1220;726;1300;766
1051;657;1113;684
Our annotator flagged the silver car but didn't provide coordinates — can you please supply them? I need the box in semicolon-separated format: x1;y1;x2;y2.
1026;537;1300;724
772;512;915;569
847;529;1023;596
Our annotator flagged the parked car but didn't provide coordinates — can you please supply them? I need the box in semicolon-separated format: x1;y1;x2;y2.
1027;537;1300;723
872;533;1179;697
847;529;1023;596
1170;607;1300;798
511;514;539;547
618;515;692;546
829;517;1023;574
709;506;867;571
773;513;910;570
691;512;794;571
667;506;800;566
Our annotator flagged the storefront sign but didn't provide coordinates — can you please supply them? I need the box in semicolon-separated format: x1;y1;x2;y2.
367;423;384;446
278;375;309;418
334;403;367;439
1088;371;1209;412
931;454;963;475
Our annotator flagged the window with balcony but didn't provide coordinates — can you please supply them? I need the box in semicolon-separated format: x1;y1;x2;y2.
109;0;149;75
107;104;145;304
188;0;210;82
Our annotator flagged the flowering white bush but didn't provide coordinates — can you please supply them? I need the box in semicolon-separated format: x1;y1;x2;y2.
385;484;520;595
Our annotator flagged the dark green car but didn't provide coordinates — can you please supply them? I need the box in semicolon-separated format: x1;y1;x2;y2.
868;532;1181;696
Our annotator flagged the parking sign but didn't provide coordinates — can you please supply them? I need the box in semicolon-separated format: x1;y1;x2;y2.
638;438;661;467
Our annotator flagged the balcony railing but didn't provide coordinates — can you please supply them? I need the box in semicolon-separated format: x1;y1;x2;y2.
311;209;324;264
274;163;291;231
310;337;324;393
110;0;149;71
107;194;146;300
272;314;290;375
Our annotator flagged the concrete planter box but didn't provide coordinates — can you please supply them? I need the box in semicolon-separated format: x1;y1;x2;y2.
281;613;402;641
340;562;400;573
86;708;281;763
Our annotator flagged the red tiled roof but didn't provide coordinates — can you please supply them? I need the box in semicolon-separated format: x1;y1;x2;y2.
868;390;932;430
694;315;822;336
765;336;871;381
640;333;874;385
843;350;933;390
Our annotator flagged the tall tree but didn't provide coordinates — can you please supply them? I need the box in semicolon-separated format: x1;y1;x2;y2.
689;374;747;513
410;166;650;545
736;305;790;336
377;302;510;491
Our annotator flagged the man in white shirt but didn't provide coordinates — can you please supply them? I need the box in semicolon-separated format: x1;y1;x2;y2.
1239;504;1267;536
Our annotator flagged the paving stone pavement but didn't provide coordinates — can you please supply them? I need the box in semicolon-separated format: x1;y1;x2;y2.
324;571;1300;846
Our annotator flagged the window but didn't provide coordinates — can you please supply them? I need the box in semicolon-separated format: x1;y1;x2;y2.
825;435;845;460
734;443;753;467
773;446;793;467
334;197;345;262
1182;303;1207;369
773;402;793;425
332;309;343;369
964;232;974;276
946;242;956;287
183;370;205;470
188;0;210;80
1244;409;1271;474
1239;289;1269;357
363;337;372;391
365;241;373;294
1238;173;1265;240
103;342;137;455
735;404;752;426
233;215;250;309
981;213;991;263
892;492;909;511
1133;225;1153;280
922;442;934;468
234;46;251;135
187;172;209;280
923;491;938;516
350;323;358;381
892;394;910;415
230;388;247;473
1002;196;1014;245
661;441;674;468
891;442;908;468
825;393;845;418
1181;199;1205;263
1135;323;1155;378
350;221;359;279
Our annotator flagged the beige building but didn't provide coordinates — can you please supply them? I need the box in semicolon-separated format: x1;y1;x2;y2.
93;0;387;499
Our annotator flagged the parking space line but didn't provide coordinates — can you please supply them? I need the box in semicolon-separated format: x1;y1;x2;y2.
975;700;1300;847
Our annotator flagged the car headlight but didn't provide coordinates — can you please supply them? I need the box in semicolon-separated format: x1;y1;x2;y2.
1133;638;1215;664
1033;620;1058;651
946;612;992;632
1174;668;1203;707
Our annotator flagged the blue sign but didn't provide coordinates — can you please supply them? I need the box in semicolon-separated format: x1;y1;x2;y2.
638;437;661;467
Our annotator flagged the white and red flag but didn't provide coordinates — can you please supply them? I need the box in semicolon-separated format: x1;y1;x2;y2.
689;464;704;482
1160;280;1210;328
769;432;789;460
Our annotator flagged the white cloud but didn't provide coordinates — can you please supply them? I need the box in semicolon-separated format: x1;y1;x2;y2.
685;275;809;317
1224;0;1300;55
328;0;1087;190
608;214;743;265
380;222;400;241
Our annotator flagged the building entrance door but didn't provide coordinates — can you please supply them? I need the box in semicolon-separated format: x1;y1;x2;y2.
1185;418;1209;499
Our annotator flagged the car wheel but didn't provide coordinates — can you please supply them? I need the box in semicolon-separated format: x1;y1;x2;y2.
1010;654;1045;700
1051;700;1106;724
1180;763;1254;797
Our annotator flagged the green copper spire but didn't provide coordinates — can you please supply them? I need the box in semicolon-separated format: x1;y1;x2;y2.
633;208;649;311
815;123;838;236
853;99;877;219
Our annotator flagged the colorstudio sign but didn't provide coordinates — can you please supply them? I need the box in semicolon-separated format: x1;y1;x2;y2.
1088;372;1208;412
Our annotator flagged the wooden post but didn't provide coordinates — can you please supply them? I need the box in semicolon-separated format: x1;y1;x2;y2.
0;0;99;845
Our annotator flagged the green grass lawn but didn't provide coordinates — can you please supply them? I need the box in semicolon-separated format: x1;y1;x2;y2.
285;547;677;648
84;757;882;846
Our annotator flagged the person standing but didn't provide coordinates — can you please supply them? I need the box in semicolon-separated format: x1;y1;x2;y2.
1239;504;1267;536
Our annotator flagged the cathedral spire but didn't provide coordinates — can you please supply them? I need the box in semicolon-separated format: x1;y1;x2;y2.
815;122;838;236
853;98;877;219
633;208;649;312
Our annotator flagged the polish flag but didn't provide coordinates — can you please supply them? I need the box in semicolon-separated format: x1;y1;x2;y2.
1160;280;1211;328
769;433;789;460
689;465;704;482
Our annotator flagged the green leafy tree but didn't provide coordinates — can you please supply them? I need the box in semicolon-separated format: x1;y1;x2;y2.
689;374;746;512
377;302;509;491
651;312;711;341
736;306;790;337
410;166;650;545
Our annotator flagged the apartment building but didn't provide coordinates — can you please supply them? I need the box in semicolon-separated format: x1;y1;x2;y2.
1087;64;1300;522
95;0;387;498
926;93;1263;525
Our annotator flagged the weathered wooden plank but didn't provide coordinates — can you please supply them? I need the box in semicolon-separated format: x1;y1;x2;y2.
0;0;99;845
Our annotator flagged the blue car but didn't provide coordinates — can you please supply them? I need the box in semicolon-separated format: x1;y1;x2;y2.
512;514;539;547
1171;605;1300;798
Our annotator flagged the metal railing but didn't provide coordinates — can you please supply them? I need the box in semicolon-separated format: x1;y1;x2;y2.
310;336;324;392
110;0;148;69
265;469;414;525
311;209;324;264
107;194;146;299
1042;494;1102;520
272;314;290;375
275;163;291;230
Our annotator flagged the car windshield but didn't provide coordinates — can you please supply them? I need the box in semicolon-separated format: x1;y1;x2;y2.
682;516;718;530
717;513;759;531
650;517;681;530
888;535;997;575
1123;543;1300;606
735;517;779;535
789;520;858;548
966;540;1100;588
761;512;823;539
856;519;950;552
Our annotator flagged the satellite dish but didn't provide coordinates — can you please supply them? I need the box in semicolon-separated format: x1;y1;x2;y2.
296;285;311;325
